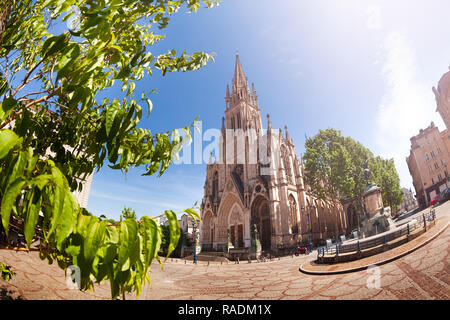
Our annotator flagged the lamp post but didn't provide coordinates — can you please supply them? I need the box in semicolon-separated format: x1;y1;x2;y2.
192;218;198;264
301;204;313;253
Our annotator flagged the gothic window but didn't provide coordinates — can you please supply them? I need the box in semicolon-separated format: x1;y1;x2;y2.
425;154;429;162
231;116;235;130
431;151;436;159
281;146;293;184
289;195;298;234
237;112;241;129
212;171;219;198
438;173;443;181
434;162;439;170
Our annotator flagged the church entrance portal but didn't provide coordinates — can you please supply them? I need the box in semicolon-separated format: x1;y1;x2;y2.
251;196;271;250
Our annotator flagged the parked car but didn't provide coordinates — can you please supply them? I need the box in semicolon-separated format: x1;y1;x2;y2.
438;188;450;204
430;195;438;206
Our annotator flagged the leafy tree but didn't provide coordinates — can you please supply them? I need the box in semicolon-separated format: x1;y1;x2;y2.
0;0;218;299
304;128;403;225
369;156;404;212
121;206;137;220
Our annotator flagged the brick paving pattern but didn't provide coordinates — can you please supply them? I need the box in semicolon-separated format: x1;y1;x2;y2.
0;203;449;300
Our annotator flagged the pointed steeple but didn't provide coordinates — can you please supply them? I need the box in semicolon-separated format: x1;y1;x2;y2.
252;82;258;105
225;84;231;109
267;114;272;131
285;125;293;145
232;52;250;101
233;52;246;87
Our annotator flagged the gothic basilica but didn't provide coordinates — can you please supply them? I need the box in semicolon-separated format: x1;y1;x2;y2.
199;54;347;252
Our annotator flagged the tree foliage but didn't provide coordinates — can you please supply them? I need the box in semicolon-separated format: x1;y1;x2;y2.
121;206;137;220
369;156;404;212
304;128;403;214
0;0;219;299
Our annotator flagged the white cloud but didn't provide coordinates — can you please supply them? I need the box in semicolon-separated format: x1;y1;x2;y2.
375;32;444;189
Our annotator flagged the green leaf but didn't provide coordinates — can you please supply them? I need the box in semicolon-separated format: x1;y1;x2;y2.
0;97;17;122
24;188;42;247
1;179;26;237
83;219;106;262
6;150;28;188
105;100;121;139
0;130;22;159
141;216;159;269
163;210;180;260
145;99;153;116
183;208;201;222
55;189;78;250
117;219;137;271
47;166;67;238
42;34;67;59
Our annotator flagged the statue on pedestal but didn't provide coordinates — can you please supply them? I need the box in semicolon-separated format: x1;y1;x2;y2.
226;229;234;253
250;224;261;254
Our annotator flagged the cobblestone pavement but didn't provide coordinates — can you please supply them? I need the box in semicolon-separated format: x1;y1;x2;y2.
1;204;449;300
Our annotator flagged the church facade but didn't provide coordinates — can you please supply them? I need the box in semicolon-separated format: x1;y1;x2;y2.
199;54;347;252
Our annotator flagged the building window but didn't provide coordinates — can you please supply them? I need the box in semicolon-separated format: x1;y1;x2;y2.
438;174;443;181
431;151;436;159
429;165;432;173
445;170;449;178
434;162;439;170
442;159;447;166
236;112;241;129
438;146;442;154
425;154;429;162
432;178;435;185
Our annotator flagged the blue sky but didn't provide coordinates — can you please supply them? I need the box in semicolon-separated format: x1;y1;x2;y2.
87;0;450;220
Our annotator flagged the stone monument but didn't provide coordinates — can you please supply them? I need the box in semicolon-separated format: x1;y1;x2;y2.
250;224;261;259
360;160;396;237
226;229;234;253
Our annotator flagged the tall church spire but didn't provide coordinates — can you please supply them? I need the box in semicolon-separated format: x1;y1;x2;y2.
225;53;261;131
232;52;250;101
233;52;246;88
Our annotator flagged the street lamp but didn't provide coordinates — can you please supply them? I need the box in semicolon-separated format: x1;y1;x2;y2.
301;204;313;253
192;218;199;264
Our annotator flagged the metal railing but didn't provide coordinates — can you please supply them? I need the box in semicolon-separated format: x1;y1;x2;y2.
318;209;436;258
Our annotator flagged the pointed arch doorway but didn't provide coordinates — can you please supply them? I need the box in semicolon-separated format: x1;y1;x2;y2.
251;195;271;250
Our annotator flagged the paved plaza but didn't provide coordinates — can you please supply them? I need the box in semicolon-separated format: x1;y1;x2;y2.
0;204;449;300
